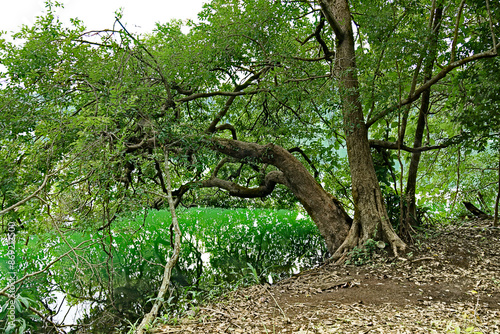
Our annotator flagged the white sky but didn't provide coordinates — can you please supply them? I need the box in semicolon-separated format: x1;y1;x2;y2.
0;0;207;37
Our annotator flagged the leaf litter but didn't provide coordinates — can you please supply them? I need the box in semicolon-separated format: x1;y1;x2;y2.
154;219;500;333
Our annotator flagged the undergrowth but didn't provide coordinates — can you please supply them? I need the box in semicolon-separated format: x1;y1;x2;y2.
0;208;327;333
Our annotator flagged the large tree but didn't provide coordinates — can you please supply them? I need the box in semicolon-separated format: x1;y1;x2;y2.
317;0;407;259
2;0;499;260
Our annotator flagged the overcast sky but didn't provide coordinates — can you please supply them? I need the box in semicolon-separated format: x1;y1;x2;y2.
0;0;207;37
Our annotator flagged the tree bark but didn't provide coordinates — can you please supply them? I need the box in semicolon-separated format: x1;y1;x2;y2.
320;0;406;259
210;138;352;254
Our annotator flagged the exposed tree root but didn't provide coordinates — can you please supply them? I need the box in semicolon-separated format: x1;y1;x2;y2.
330;220;360;263
330;218;407;264
381;217;407;257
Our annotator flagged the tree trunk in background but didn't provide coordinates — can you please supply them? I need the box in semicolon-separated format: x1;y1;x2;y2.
321;0;406;260
402;6;443;238
402;90;429;235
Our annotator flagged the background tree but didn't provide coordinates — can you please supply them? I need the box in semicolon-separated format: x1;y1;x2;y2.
453;56;500;224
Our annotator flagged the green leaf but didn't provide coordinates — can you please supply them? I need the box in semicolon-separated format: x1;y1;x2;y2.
5;323;16;334
18;318;27;334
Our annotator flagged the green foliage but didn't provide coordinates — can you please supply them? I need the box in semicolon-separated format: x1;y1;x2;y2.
150;208;327;288
345;239;383;266
0;208;325;331
0;295;37;334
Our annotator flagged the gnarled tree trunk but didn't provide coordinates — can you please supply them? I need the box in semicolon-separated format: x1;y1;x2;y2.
320;0;406;259
211;138;352;254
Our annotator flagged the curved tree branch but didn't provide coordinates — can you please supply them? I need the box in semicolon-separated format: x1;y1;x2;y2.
172;83;194;96
0;173;52;216
0;142;92;217
200;171;286;198
125;137;158;152
213;158;229;178
369;139;450;153
214;123;238;140
366;42;500;128
314;13;335;61
153;169;285;208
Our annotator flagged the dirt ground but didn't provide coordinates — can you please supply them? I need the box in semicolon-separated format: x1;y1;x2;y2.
153;219;500;333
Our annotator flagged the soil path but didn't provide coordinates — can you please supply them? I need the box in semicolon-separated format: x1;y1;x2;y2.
154;219;500;333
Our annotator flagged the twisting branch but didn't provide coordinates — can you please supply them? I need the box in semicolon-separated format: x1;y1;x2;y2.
213;158;229;178
296;32;315;45
214;123;238;140
154;158;168;194
313;13;334;61
166;166;286;207
171;83;194;96
125;137;158;152
200;171;286;198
